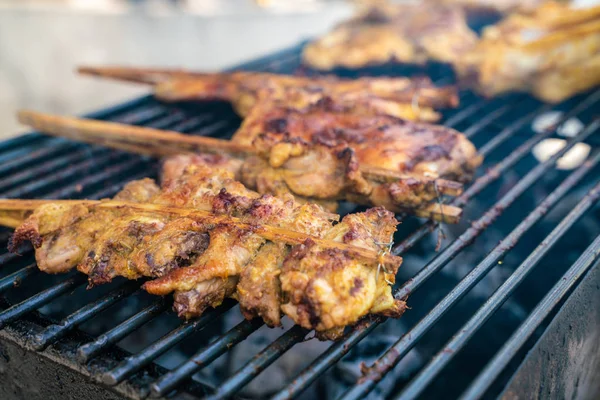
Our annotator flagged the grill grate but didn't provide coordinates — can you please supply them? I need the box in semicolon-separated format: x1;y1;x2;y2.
1;43;599;400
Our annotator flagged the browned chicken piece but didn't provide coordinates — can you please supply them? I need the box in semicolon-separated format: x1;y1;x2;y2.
301;1;478;70
10;179;160;275
144;185;335;324
8;161;404;336
232;94;481;213
236;241;287;326
144;202;402;338
280;207;405;340
78;165;259;286
78;67;459;122
454;2;600;102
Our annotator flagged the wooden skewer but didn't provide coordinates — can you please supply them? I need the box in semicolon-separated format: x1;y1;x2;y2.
77;66;212;85
18;110;254;157
360;166;463;197
414;202;461;224
17;110;464;222
0;199;402;270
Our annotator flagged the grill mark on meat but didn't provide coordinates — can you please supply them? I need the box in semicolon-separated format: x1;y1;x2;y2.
265;118;288;134
88;253;112;287
212;188;247;214
350;277;364;296
287;238;316;260
145;253;155;270
343;228;360;242
360;9;391;25
403;142;456;171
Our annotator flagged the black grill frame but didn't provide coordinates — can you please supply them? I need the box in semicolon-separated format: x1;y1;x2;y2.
0;42;599;400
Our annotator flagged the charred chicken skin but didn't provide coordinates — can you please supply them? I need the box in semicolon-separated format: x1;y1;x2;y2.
78;67;459;123
8;162;404;338
301;1;478;70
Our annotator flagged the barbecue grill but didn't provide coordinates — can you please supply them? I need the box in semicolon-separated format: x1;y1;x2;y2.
0;42;599;400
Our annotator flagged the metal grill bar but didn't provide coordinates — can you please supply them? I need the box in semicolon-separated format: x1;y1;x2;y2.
30;282;141;350
271;90;600;400
394;158;600;400
270;321;379;400
0;264;37;293
339;118;600;400
394;89;600;255
0;133;44;152
463;103;514;137
460;233;600;400
100;299;237;385
443;99;490;128
204;325;308;400
0;147;109;193
0;274;87;328
0;140;80;176
150;318;264;397
77;299;168;363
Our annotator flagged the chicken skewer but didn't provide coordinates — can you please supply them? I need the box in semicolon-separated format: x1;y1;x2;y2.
3;163;405;338
0;198;399;270
77;66;459;122
18;110;466;223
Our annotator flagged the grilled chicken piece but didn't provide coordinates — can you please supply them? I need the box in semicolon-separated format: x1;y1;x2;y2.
79;67;458;122
454;2;600;102
144;203;402;338
9;161;403;336
280;207;405;339
144;186;335;324
10;179;160;274
233;94;481;211
302;1;478;70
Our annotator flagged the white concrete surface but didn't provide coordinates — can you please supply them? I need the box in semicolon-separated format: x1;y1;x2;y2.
0;1;351;138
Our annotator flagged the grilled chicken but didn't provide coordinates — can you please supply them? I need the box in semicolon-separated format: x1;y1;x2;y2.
157;104;478;217
10;179;161;275
233;93;482;210
79;67;458;122
454;1;600;102
302;1;478;69
8;161;404;337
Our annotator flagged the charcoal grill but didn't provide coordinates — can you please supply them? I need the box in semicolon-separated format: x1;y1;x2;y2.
1;42;599;400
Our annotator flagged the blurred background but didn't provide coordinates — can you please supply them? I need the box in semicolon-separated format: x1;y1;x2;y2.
0;0;352;137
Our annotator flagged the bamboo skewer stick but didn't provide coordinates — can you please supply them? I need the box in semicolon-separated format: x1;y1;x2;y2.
0;199;401;269
18;110;254;157
77;66;211;85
